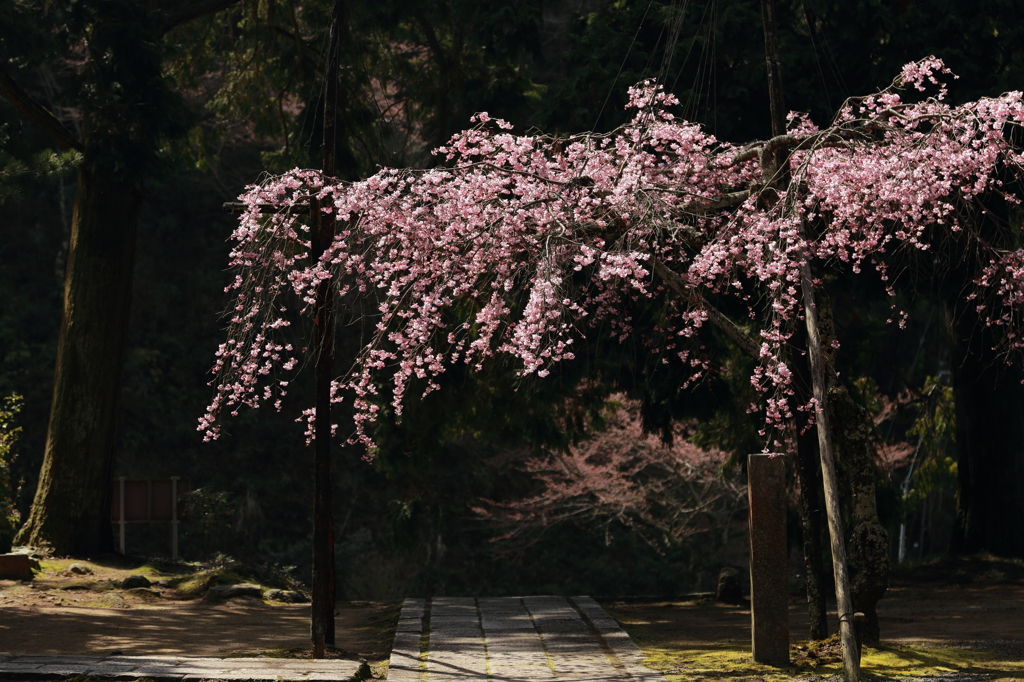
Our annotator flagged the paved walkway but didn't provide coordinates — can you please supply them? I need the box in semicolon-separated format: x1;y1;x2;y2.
388;596;664;682
0;654;365;680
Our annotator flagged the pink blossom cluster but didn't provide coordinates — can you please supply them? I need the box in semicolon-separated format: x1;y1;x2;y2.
202;58;1024;452
472;394;744;550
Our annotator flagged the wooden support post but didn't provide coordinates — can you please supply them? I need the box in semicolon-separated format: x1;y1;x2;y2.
118;476;125;555
171;476;179;561
748;454;790;666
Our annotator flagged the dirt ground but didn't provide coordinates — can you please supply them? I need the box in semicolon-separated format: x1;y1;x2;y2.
600;581;1024;648
2;554;1023;675
0;557;399;663
601;556;1024;681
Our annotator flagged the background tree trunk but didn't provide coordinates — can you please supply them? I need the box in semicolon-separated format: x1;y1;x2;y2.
818;291;889;646
789;334;829;640
795;417;829;640
949;308;1024;558
14;167;140;556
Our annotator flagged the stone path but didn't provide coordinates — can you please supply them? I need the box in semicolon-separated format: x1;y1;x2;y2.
0;654;366;681
388;596;665;682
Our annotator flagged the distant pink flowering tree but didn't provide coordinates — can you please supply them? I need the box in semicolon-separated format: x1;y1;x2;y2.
472;394;746;552
201;57;1024;453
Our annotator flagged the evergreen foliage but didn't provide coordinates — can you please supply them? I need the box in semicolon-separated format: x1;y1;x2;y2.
2;0;1024;589
0;393;23;552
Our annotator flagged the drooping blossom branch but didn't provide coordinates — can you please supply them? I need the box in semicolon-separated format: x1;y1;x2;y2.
201;57;1024;453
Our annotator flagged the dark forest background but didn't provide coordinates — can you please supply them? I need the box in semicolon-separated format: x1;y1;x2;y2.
2;0;1022;599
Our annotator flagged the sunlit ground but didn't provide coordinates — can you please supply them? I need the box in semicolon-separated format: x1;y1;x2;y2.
640;641;1024;681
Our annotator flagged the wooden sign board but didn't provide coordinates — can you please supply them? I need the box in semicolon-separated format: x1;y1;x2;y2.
109;478;190;522
110;477;190;558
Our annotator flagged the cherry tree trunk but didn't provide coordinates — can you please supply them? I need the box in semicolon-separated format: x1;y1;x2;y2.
15;167;140;556
310;0;347;656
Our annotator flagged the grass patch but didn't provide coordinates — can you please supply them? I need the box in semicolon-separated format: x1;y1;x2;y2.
37;557;182;579
639;641;1024;682
163;559;307;599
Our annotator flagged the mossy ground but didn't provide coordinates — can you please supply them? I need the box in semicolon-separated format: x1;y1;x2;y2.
640;640;1024;681
168;567;249;597
4;554;320;611
605;555;1024;681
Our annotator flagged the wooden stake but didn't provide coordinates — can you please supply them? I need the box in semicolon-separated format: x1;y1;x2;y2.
800;261;860;681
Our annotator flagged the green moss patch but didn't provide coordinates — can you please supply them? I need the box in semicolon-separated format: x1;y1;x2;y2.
168;568;248;597
639;641;1024;682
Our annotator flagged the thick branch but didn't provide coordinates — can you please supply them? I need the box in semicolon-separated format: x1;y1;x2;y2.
0;66;82;152
222;201;311;213
732;125;881;168
651;259;761;359
643;187;751;213
703;190;751;211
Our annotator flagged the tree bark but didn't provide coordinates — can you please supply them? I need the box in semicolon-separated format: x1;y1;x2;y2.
14;167;140;556
310;0;346;657
949;308;1024;558
794;423;829;641
4;0;242;559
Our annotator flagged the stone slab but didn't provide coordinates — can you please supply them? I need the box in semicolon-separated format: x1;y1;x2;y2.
396;620;423;632
383;595;671;682
0;656;365;681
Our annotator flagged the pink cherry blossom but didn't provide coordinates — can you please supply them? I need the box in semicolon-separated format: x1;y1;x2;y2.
202;58;1024;454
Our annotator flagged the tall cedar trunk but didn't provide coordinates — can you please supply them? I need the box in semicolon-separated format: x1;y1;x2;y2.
949;307;1024;558
817;292;889;646
14;167;140;555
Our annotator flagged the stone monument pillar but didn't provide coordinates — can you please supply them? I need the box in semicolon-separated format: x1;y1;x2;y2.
748;453;789;665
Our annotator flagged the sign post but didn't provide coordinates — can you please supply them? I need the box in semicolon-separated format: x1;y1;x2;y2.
748;453;789;666
111;478;189;558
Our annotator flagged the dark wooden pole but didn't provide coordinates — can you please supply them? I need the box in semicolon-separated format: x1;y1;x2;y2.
310;0;345;658
759;0;787;139
748;454;790;666
759;1;859;679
